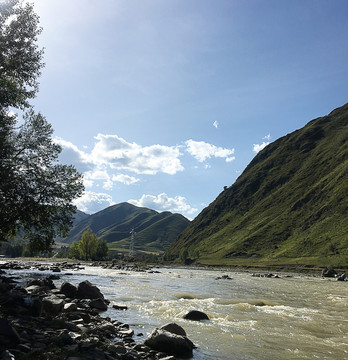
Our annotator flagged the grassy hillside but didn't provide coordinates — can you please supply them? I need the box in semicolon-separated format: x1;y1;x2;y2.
62;202;190;253
166;103;348;267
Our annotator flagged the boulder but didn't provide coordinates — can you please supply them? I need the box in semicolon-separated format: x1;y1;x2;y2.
160;323;187;337
89;298;108;311
76;281;104;299
144;328;195;358
42;295;65;315
183;310;209;321
321;267;337;278
60;282;77;298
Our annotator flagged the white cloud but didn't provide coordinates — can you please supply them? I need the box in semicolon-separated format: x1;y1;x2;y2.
253;142;269;153
253;134;271;153
112;174;140;185
129;193;197;216
185;139;235;162
74;191;115;214
90;134;184;175
54;138;92;173
213;120;219;129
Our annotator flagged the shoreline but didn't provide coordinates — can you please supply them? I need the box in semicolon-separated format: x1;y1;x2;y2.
0;260;196;359
2;256;346;276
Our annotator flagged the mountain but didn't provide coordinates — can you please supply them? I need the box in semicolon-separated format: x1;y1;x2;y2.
62;202;190;253
73;210;90;225
166;103;348;267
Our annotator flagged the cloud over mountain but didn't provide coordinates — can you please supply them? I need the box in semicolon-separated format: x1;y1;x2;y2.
185;139;235;162
129;192;197;215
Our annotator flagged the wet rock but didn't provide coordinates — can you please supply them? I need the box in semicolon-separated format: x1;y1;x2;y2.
183;310;209;321
119;328;134;337
321;267;337;278
112;303;128;310
60;281;78;298
90;298;108;311
215;274;233;280
144;328;195;358
160;323;187;336
337;273;346;281
76;280;104;299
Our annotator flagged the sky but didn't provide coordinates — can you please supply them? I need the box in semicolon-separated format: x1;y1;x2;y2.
28;0;348;219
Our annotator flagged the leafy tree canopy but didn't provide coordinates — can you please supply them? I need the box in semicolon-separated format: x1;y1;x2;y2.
78;229;98;260
0;0;84;252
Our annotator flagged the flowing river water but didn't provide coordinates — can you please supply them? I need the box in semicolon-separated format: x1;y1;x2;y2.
5;264;348;359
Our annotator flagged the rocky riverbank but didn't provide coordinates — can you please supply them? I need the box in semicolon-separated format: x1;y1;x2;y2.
0;261;196;360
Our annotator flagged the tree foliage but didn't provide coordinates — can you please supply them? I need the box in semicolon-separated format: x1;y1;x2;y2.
68;241;80;259
78;229;98;260
0;0;84;252
0;0;44;109
95;239;108;260
68;232;109;261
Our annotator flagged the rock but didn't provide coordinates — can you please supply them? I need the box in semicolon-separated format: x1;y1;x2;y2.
89;298;108;311
0;318;21;345
337;273;346;281
25;284;43;295
27;277;56;289
119;328;134;337
42;295;65;315
183;310;209;321
76;280;104;299
160;323;187;336
321;267;337;278
215;274;233;280
144;328;195;358
60;282;77;298
0;350;16;360
24;296;43;316
64;302;78;312
112;303;128;310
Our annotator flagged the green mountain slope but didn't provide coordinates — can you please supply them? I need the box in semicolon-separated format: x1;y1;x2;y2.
73;210;90;225
166;103;348;267
62;202;190;253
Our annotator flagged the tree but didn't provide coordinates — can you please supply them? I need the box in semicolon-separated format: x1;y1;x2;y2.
0;0;44;109
0;0;84;251
78;229;98;260
94;239;109;260
68;241;80;259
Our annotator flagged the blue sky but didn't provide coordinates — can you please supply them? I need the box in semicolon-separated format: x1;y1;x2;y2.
30;0;348;218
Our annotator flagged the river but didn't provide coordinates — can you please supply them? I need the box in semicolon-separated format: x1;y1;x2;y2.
5;264;348;359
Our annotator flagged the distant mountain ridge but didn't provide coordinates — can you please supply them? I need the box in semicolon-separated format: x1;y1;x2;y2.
63;202;190;253
166;103;348;267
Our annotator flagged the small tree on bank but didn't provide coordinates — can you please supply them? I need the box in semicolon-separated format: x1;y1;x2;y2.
68;233;109;261
78;229;98;260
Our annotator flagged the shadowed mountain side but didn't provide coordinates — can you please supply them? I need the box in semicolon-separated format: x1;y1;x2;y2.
166;103;348;266
62;202;190;253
